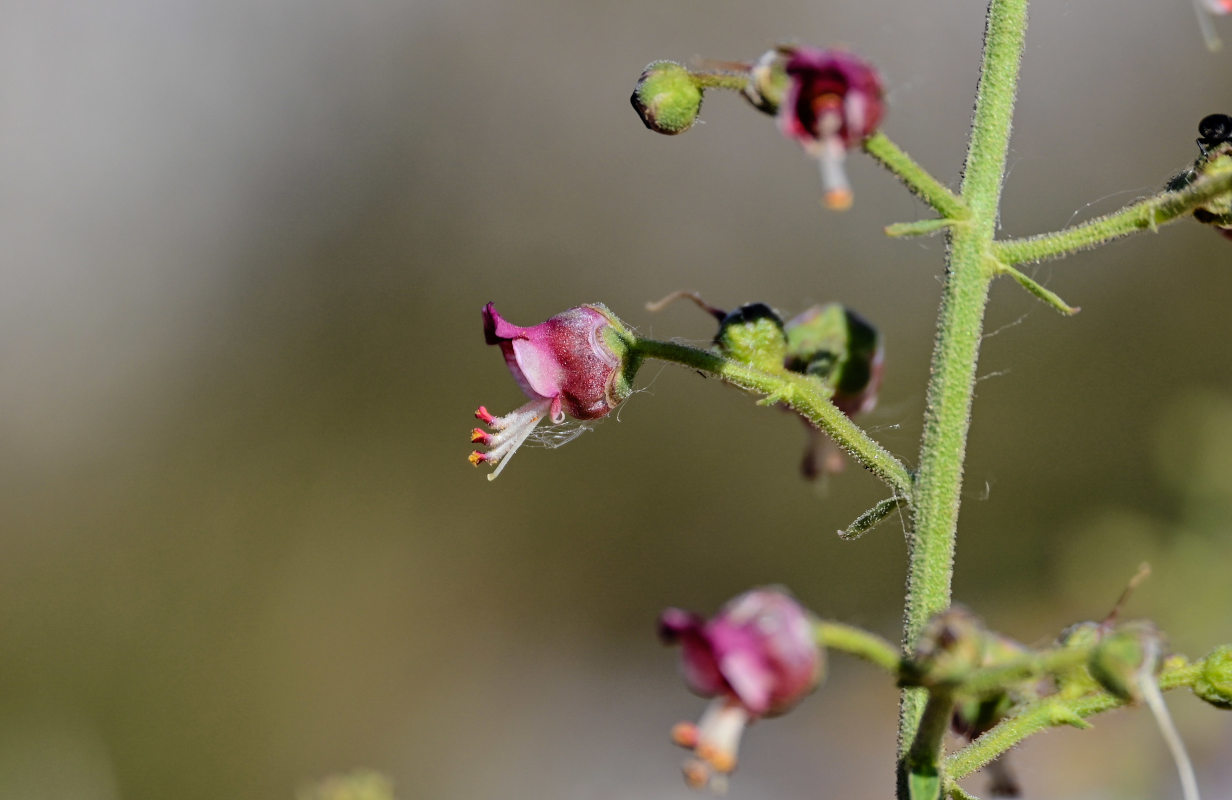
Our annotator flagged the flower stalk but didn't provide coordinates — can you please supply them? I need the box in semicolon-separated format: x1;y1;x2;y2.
630;337;913;497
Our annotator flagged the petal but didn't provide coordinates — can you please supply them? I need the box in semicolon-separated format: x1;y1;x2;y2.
482;302;529;344
717;649;774;715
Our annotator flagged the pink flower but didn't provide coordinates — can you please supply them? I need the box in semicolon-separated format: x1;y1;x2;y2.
778;48;884;210
469;303;637;480
659;588;824;792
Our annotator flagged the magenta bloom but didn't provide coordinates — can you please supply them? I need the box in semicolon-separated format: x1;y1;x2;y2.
469;302;636;480
778;48;884;210
659;588;823;791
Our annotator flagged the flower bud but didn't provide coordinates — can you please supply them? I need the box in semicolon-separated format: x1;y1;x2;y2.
740;48;790;115
907;606;986;687
1193;645;1232;709
784;304;883;416
1088;623;1162;703
660;588;823;792
631;61;703;135
713;303;788;372
469;303;640;479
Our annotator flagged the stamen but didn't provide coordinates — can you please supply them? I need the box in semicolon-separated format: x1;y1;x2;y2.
693;698;750;775
469;398;554;480
681;759;712;790
671;721;700;749
816;136;853;210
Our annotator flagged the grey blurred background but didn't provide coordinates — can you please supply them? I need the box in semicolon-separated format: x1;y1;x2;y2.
1;1;1230;798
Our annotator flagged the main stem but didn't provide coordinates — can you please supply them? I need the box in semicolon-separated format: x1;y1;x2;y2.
896;0;1028;794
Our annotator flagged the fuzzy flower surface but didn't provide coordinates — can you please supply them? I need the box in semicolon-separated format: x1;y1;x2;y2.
778;48;884;210
659;588;823;792
469;302;636;480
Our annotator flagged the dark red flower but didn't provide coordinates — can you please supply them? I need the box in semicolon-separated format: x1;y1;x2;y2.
778;48;884;210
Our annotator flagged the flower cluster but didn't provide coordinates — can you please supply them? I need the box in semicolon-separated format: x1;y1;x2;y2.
628;46;884;209
659;588;823;792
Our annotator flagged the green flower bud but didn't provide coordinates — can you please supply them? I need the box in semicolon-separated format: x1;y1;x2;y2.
714;303;788;372
1193;645;1232;709
1088;623;1161;703
740;48;790;115
907;606;986;687
630;61;703;135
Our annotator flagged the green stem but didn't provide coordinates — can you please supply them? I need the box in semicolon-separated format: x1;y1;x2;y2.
958;645;1090;695
948;785;983;800
864;133;970;220
690;72;750;91
904;689;956;800
897;0;1029;792
993;169;1232;265
816;620;903;674
946;660;1205;780
632;337;913;496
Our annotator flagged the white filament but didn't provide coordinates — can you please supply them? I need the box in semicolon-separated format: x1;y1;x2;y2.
1137;643;1199;800
482;398;551;481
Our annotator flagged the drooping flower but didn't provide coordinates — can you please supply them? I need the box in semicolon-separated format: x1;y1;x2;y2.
778;48;884;210
659;588;824;792
469;302;639;480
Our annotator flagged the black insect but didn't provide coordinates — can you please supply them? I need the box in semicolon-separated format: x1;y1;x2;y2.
1197;113;1232;156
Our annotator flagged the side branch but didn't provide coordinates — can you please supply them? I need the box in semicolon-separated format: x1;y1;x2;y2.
632;338;913;496
816;620;903;674
994;169;1232;265
946;659;1205;780
864;133;969;221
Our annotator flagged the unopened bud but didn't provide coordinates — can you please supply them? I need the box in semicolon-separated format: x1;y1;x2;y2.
714;303;788;372
631;61;703;135
1193;645;1232;709
741;48;790;115
1088;623;1161;703
908;606;986;687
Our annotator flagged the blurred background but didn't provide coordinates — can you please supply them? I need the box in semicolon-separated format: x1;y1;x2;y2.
2;0;1230;798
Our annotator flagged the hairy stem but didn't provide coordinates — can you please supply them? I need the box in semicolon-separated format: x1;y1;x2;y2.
946;660;1204;780
864;133;969;220
632;338;913;496
993;168;1232;265
903;689;956;800
897;0;1029;793
816;620;903;674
